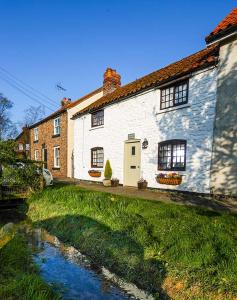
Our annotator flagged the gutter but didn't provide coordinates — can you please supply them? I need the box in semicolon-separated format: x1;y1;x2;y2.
71;59;219;120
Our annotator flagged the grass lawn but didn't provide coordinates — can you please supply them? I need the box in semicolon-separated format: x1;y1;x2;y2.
0;233;60;300
28;184;237;299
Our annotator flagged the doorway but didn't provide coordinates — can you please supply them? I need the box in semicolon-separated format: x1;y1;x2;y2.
124;139;141;186
42;148;48;169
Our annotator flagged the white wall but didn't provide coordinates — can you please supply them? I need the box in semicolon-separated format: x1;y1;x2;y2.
74;67;217;193
67;90;103;177
211;35;237;195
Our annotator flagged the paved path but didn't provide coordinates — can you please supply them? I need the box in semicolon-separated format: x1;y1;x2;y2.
55;178;237;213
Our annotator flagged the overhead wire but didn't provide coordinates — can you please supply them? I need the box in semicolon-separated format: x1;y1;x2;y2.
0;65;58;107
0;74;55;112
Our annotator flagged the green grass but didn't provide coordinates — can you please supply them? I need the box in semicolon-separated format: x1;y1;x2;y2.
0;233;60;300
28;184;237;298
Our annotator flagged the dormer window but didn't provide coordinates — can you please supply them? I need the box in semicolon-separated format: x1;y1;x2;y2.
91;110;104;127
54;117;61;135
34;127;39;142
160;81;188;110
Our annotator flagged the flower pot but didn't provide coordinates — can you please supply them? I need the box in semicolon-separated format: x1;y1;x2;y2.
156;177;182;185
111;179;119;187
88;170;101;178
103;179;112;187
137;181;148;190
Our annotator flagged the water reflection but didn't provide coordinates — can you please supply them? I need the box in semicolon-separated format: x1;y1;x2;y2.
29;228;140;300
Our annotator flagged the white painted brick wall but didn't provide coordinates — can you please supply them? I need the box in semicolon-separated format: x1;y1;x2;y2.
74;67;217;194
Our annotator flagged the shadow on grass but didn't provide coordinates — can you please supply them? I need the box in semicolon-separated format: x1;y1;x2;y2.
34;214;170;299
168;190;237;213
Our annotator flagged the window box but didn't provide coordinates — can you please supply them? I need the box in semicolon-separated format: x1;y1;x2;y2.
52;134;60;138
157;177;182;185
88;170;101;177
52;167;60;170
156;172;183;185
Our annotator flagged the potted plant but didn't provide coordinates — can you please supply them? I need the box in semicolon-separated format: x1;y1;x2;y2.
111;178;119;187
103;160;112;187
137;178;148;189
88;170;101;177
156;172;182;185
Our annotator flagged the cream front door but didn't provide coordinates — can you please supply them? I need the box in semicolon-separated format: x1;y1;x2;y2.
124;140;141;186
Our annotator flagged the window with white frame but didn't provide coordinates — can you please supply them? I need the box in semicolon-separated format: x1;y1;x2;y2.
54;117;61;135
54;146;60;168
34;127;39;141
18;143;24;151
34;149;39;161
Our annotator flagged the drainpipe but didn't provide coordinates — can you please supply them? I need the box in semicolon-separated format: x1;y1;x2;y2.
82;116;85;168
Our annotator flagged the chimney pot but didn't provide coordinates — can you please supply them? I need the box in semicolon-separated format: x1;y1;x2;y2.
103;68;121;95
61;97;72;107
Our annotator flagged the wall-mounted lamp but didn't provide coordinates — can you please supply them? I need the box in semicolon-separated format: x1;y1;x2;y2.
142;138;148;149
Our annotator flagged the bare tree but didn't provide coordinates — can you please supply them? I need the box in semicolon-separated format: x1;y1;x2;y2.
0;93;17;140
20;105;46;127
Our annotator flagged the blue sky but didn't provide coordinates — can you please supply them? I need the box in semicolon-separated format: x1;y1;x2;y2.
0;0;236;125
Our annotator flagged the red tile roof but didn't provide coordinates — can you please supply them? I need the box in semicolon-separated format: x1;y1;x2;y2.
72;45;219;118
206;7;237;43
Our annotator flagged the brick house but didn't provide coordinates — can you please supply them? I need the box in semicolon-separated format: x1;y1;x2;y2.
29;98;71;178
28;89;104;178
15;126;30;159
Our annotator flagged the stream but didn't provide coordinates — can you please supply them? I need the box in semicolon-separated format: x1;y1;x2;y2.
28;227;139;300
1;208;154;300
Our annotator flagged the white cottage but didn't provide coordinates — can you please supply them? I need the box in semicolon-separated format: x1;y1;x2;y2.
71;8;237;195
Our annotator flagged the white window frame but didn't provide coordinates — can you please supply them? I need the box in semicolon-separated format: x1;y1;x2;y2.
34;127;39;141
34;149;39;161
54;146;60;168
18;143;24;151
54;117;61;135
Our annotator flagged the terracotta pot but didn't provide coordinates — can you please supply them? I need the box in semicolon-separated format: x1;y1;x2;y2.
137;181;148;190
88;170;101;178
111;179;119;187
156;177;182;185
103;179;111;187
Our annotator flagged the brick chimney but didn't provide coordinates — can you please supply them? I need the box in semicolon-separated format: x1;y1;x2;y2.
61;97;71;107
103;68;121;95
